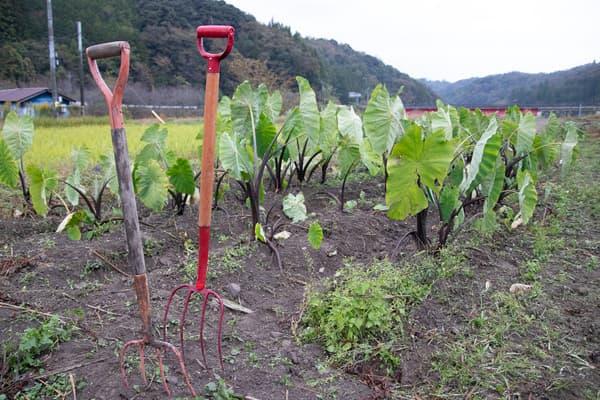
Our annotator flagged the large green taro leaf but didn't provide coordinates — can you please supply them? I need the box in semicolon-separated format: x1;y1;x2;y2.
363;84;404;155
0;139;18;188
386;124;455;220
27;164;57;216
136;159;168;211
2;111;34;160
460;117;501;193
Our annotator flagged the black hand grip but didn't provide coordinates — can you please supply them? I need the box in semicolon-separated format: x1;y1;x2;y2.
86;41;128;60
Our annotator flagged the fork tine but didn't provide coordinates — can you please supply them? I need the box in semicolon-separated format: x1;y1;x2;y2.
206;290;225;370
158;339;197;397
155;348;171;397
180;288;194;359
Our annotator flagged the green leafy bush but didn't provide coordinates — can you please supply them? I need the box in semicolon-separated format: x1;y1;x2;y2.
302;260;430;369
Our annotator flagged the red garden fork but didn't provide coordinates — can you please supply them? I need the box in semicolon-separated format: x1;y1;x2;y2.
162;25;234;370
86;41;195;397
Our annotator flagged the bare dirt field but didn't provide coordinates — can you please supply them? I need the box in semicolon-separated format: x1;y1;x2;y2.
1;117;599;399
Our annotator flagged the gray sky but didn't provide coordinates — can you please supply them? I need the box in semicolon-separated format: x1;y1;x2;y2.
225;0;599;82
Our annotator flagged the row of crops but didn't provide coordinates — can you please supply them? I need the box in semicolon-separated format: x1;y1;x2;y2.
0;76;578;251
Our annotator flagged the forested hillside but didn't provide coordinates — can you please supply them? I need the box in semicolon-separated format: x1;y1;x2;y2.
0;0;437;105
423;62;600;106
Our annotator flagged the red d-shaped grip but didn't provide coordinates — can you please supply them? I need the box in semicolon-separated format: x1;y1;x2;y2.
196;25;235;73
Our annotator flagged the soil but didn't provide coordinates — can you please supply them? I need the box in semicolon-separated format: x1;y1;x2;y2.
1;120;599;399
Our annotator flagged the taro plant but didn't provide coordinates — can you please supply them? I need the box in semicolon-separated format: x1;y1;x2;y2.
57;149;119;240
0;111;35;204
63;147;118;220
218;81;289;268
133;124;196;215
283;77;339;186
386;121;456;248
334;105;381;211
385;103;579;249
26;164;59;217
218;81;328;267
218;81;283;234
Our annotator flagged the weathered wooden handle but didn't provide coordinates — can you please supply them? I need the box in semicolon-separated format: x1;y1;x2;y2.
86;41;128;60
111;127;146;276
86;41;130;129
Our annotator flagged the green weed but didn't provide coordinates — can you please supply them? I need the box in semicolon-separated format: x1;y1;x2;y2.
14;373;86;400
82;260;103;277
431;292;550;397
2;316;76;378
520;259;542;282
204;375;238;399
302;259;431;370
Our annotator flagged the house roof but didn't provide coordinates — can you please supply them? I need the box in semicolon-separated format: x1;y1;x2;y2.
0;87;76;103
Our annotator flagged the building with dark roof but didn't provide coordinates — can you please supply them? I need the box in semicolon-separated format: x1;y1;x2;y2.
0;87;77;117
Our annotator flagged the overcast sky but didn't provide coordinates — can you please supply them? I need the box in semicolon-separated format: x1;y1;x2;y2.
225;0;599;82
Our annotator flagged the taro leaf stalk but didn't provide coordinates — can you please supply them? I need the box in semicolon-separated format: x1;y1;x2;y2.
1;111;34;203
386;122;455;249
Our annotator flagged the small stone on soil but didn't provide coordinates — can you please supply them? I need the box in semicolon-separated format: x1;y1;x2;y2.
287;351;300;364
227;282;241;297
574;286;589;296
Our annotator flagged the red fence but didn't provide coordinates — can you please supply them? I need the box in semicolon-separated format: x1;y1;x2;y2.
405;107;539;119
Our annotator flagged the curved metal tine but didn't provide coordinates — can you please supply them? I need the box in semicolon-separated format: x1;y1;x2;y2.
162;283;193;351
199;291;209;368
179;287;195;360
120;340;148;388
156;339;197;397
155;348;168;395
198;289;225;370
204;289;225;370
119;339;197;397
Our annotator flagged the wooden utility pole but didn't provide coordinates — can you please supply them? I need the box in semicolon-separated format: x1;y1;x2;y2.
47;0;58;109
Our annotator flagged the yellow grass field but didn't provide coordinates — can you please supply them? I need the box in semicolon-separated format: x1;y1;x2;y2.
25;121;203;174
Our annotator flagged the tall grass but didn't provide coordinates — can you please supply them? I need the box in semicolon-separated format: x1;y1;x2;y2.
26;121;202;174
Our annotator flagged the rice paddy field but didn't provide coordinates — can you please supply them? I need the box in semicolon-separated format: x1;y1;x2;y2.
24;117;203;174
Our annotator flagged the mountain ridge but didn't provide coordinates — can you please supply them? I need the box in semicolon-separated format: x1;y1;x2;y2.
0;0;437;106
421;62;600;106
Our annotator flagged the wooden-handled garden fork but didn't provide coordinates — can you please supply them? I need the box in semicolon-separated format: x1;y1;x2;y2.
162;25;234;370
86;40;195;397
